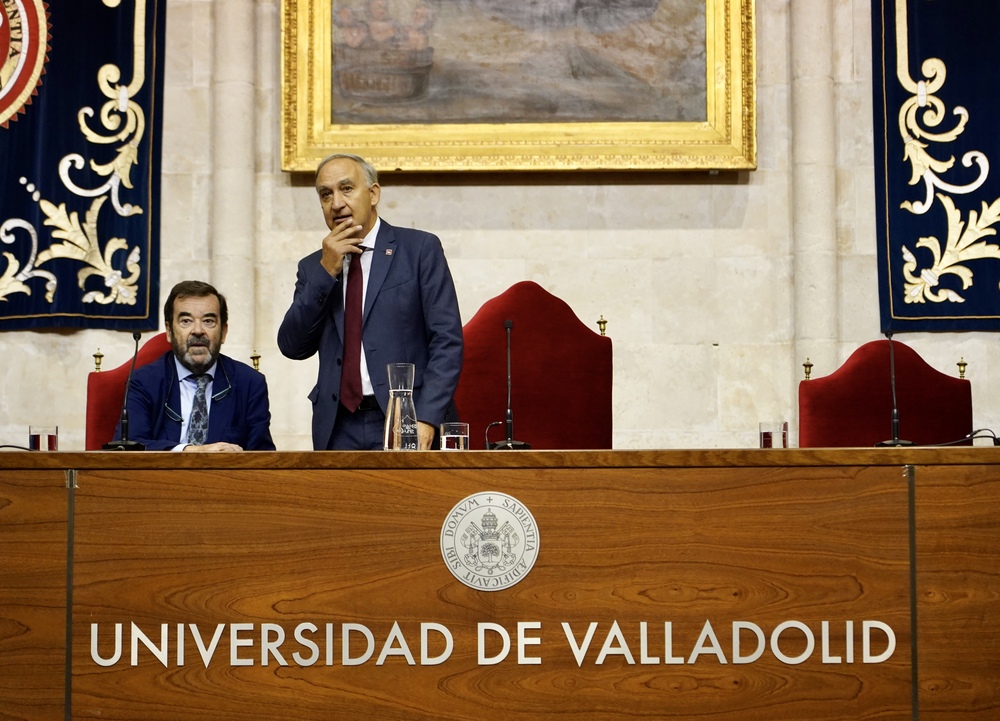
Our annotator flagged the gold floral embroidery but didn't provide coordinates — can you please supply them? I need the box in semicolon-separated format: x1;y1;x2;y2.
893;0;1000;304
0;0;148;307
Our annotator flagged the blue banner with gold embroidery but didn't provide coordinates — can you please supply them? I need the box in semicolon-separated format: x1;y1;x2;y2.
873;0;1000;332
0;0;164;330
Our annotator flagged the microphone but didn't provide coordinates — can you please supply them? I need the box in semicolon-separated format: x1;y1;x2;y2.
876;332;914;447
103;331;146;451
489;319;530;450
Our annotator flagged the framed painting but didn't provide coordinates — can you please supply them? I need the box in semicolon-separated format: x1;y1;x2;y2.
281;0;756;173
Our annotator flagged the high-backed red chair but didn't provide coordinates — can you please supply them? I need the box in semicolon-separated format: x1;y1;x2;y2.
85;333;172;450
798;339;972;447
454;281;613;450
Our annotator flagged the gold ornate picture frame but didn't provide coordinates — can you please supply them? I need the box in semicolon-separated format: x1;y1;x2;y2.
281;0;755;173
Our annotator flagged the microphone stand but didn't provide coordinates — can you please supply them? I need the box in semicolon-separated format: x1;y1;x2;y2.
104;331;146;451
876;332;914;447
490;319;530;450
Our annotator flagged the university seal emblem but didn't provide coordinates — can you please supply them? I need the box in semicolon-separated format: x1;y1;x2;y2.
0;0;49;128
440;491;539;591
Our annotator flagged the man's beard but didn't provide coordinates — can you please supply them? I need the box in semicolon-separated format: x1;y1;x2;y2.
175;338;219;374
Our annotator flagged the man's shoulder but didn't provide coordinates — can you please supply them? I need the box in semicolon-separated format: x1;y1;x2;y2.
298;247;324;264
132;351;173;382
379;219;438;242
378;220;442;255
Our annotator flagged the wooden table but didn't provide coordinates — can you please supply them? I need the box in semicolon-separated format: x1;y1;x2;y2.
1;448;997;720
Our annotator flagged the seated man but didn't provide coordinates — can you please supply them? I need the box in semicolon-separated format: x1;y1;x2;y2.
115;280;275;451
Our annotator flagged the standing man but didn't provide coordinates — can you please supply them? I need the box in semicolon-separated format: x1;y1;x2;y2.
118;280;276;451
277;153;463;450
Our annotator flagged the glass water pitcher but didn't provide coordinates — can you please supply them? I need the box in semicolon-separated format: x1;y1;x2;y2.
384;362;419;450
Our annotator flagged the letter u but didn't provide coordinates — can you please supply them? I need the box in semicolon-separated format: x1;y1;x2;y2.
91;623;123;667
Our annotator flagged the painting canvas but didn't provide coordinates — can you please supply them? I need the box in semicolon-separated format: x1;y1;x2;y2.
282;0;755;172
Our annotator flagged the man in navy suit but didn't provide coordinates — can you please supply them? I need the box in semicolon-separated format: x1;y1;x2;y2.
277;154;463;450
119;280;276;451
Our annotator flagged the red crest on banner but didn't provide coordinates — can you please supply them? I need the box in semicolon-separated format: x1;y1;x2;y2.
0;0;50;128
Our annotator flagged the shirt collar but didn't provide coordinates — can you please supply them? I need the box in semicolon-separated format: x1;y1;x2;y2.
174;355;218;383
359;217;381;251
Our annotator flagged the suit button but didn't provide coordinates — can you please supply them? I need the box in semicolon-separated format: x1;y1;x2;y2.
337;358;342;366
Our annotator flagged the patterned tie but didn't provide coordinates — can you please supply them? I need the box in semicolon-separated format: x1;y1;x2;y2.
340;252;364;411
188;374;210;445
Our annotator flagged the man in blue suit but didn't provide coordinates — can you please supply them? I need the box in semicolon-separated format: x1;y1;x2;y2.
277;154;463;450
119;280;275;451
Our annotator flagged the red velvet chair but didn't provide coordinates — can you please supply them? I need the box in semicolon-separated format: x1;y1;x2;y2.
454;281;613;450
798;339;972;447
85;333;172;450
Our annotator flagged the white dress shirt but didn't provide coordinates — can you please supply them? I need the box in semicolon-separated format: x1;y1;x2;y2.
172;356;218;450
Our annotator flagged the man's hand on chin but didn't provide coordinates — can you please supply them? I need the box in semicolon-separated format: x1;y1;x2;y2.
183;442;244;452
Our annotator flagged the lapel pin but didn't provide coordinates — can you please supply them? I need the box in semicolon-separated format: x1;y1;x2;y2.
385;248;394;256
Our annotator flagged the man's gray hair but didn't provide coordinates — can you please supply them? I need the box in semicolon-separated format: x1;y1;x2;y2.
315;153;379;187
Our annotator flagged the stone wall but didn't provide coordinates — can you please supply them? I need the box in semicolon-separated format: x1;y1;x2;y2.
1;0;995;451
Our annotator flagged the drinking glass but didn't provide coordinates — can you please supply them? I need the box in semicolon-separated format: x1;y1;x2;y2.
440;422;469;450
759;421;788;449
29;425;59;451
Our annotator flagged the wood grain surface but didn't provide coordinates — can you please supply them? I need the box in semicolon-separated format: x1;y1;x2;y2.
913;464;1000;719
70;464;913;720
3;447;999;472
2;449;998;720
0;471;67;721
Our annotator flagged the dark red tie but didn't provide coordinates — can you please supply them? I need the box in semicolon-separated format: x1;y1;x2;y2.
340;253;364;411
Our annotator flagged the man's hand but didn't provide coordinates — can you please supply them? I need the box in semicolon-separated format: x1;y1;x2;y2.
183;442;244;452
320;218;365;277
417;421;436;451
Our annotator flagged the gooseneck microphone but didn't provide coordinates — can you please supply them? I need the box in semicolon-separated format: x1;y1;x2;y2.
104;331;146;451
489;319;530;450
876;332;914;447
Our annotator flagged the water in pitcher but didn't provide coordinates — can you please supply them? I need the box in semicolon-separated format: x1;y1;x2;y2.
384;363;419;450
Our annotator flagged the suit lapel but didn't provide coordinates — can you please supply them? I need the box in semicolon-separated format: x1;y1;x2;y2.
165;356;184;443
332;254;346;342
206;357;234;443
364;220;396;325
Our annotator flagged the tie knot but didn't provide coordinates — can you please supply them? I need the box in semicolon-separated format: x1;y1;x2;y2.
194;374;210;390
